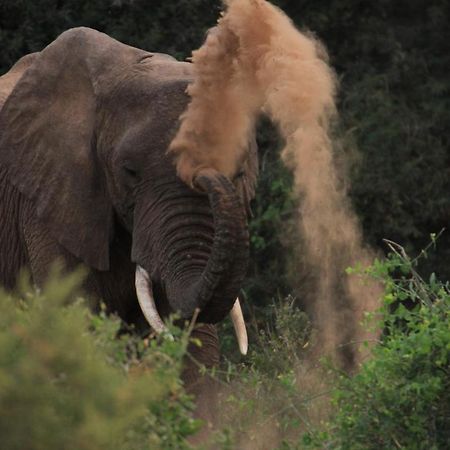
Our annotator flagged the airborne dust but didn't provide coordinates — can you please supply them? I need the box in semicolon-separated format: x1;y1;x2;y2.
170;0;382;371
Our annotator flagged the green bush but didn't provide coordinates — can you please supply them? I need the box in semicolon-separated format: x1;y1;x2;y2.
303;242;450;450
213;299;326;449
0;270;199;450
214;241;450;449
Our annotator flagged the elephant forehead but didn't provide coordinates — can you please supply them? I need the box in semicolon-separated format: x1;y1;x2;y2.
124;106;186;155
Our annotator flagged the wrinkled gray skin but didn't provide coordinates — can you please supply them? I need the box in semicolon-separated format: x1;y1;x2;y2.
0;28;258;429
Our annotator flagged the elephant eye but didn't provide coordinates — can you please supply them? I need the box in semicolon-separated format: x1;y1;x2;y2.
122;164;140;181
124;167;137;177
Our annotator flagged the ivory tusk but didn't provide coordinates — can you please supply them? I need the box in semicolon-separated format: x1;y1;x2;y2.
230;298;248;355
135;265;172;338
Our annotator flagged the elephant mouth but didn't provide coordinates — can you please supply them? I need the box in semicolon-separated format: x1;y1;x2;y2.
133;168;249;354
135;264;248;354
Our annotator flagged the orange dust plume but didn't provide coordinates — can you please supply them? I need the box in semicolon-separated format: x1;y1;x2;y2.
170;0;382;368
169;0;335;185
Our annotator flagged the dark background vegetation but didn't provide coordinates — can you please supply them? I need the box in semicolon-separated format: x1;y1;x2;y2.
1;0;449;310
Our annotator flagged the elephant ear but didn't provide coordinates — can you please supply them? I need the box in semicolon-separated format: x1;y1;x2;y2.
235;133;258;217
0;27;148;270
0;52;39;110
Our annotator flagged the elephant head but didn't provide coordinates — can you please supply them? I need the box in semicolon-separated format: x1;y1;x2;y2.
0;28;256;349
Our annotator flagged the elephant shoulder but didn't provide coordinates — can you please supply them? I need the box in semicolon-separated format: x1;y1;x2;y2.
0;53;40;111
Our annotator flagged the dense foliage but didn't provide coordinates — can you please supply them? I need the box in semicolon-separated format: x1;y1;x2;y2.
0;251;448;448
302;244;450;450
0;271;198;450
211;243;450;449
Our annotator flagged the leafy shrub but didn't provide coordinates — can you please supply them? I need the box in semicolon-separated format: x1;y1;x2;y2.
213;299;331;449
303;242;450;450
0;270;199;450
215;241;450;449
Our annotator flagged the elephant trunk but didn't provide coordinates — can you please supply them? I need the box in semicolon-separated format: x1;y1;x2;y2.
132;169;249;325
165;168;249;323
186;168;249;323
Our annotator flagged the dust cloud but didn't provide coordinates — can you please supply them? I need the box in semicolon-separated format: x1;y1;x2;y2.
170;0;382;367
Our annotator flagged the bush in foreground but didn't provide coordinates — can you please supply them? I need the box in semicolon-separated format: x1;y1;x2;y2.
0;270;198;450
1;240;448;450
303;241;450;450
214;240;449;449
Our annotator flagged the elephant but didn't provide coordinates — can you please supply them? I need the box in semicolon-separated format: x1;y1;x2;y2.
0;27;257;425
